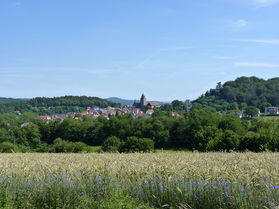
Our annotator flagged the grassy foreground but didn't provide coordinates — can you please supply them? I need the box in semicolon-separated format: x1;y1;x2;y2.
0;152;279;208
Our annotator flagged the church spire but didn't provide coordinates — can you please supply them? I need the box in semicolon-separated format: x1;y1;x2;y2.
140;93;146;108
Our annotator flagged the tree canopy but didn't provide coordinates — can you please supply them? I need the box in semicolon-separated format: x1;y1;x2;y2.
193;76;279;112
0;96;120;115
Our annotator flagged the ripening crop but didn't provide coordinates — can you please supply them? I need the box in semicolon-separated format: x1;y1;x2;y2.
0;152;278;208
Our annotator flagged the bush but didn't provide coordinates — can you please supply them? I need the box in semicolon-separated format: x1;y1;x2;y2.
239;131;261;151
102;136;121;152
51;138;68;153
206;130;240;151
119;136;154;153
51;138;90;153
66;141;88;153
0;142;14;153
35;143;50;152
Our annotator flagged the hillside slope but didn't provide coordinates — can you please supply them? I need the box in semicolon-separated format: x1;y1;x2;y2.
193;76;279;111
0;97;29;104
0;95;120;115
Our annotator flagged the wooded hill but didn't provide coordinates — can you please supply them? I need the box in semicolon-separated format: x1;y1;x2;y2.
0;96;120;115
0;97;29;104
192;76;279;112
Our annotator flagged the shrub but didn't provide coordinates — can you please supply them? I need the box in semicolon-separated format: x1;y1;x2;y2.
0;142;14;153
206;130;239;151
102;136;121;152
66;141;88;153
51;137;68;153
119;136;154;153
35;143;50;153
239;131;261;151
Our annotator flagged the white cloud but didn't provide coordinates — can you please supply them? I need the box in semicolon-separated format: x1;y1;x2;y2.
253;0;279;7
234;39;279;44
234;62;279;68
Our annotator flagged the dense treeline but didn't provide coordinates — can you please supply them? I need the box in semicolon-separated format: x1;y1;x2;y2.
193;76;279;112
1;110;279;153
0;96;120;115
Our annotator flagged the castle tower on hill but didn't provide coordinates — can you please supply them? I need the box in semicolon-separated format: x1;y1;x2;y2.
140;94;146;108
132;94;147;109
132;93;160;110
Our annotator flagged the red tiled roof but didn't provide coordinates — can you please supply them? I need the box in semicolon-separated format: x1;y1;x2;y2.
148;102;159;106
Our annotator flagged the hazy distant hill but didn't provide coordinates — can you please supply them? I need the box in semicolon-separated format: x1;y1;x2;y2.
0;97;29;104
106;97;168;106
106;97;136;106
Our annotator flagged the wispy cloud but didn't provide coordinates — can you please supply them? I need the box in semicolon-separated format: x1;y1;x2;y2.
159;46;193;51
232;19;248;28
87;69;112;74
252;0;279;7
226;19;248;30
141;46;193;52
136;56;154;68
234;62;279;68
212;56;240;60
136;46;192;68
234;39;279;44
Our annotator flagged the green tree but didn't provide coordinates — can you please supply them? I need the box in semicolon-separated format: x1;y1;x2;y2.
245;106;259;118
259;102;271;113
0;142;14;153
171;100;185;111
52;137;68;153
102;136;121;152
218;115;245;135
119;136;154;153
239;131;261;152
66;141;88;153
207;130;240;151
0;128;13;143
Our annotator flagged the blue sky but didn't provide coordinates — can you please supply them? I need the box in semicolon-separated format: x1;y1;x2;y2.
0;0;278;101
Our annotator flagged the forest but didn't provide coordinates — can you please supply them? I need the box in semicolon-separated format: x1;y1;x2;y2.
193;76;279;112
0;109;279;153
0;95;120;115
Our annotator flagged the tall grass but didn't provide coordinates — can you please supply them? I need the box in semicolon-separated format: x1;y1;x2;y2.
0;152;278;208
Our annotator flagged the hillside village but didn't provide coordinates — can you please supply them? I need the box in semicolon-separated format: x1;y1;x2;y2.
18;94;279;128
19;94;185;126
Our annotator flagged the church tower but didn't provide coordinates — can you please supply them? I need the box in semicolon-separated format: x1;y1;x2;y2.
140;94;146;108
